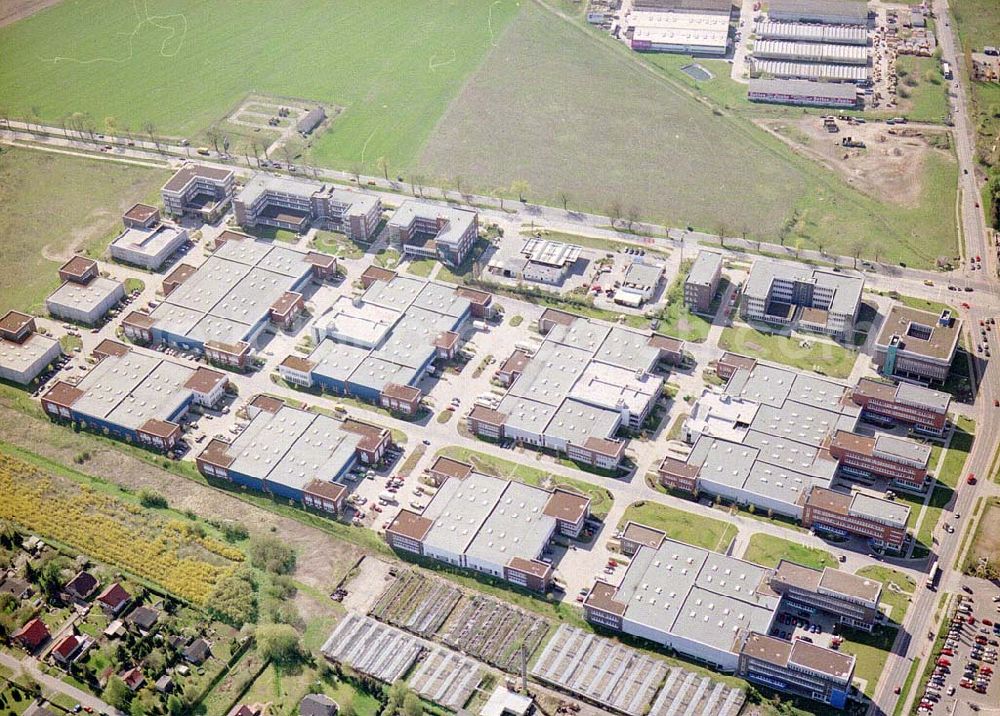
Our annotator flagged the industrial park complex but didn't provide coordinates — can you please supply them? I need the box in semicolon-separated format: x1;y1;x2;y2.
0;145;988;716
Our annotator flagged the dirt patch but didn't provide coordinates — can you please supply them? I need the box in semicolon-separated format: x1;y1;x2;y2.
759;117;952;207
340;556;396;613
0;402;364;596
0;0;62;28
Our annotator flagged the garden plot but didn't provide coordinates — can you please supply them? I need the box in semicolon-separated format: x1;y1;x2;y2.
369;570;461;637
648;669;745;716
441;595;550;672
408;647;484;711
321;613;422;683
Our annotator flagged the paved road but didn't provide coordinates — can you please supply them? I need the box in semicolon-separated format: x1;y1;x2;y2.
0;651;120;715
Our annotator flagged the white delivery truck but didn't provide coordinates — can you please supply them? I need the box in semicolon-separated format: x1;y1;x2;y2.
378;491;398;505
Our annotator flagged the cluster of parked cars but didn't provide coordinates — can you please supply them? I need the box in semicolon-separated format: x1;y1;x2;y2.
977;317;996;362
768;612;824;644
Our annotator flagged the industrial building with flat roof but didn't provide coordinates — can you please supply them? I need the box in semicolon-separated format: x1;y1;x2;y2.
617;260;664;306
45;257;125;326
585;529;881;680
161;164;235;222
851;377;950;435
874;305;961;384
387;201;478;267
748;78;859;108
628;10;731;55
754;39;868;64
233;173;381;240
124;235;334;368
41;344;227;452
661;360;931;519
470;311;684;470
278;271;475;415
767;0;869;26
685;250;724;313
0;311;61;385
110;211;189;271
740;258;864;339
196;397;389;510
385;465;591;591
632;0;734;13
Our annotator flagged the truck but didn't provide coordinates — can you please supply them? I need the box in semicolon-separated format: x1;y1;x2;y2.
942;61;953;80
196;147;210;156
378;491;398;505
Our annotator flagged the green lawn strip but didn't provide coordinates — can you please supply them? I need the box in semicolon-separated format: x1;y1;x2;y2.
742;533;836;570
899;483;954;555
718;325;858;378
892;658;921;716
855;565;916;626
0;147;167;313
839;626;898;698
618;500;737;552
436;446;613;520
936;416;975;489
653;259;714;343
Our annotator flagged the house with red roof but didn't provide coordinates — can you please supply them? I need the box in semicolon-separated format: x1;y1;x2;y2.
121;666;145;692
12;618;50;652
97;583;132;617
51;633;93;667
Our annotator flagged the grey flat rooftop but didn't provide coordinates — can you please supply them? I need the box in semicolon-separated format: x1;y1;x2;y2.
362;274;427;312
412;281;471;318
768;0;868;23
371;307;457;369
850;491;910;528
615;539;778;655
422;472;510;556
507;341;591;407
743;259;864;318
894;382;951;412
749;77;861;101
464;481;556;568
213;238;272;266
0;333;59;373
309;339;370;382
622;261;662;290
47;277;123;313
569;361;663;415
71;353;198;430
496;395;558;435
545;320;612;353
543;398;622;446
162;256;251;314
111;224;185;257
316;295;401;348
349;355;417;394
687;251;723;288
750;401;856;449
595;326;660;371
874;432;932;463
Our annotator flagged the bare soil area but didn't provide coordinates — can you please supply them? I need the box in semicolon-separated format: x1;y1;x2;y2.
0;0;62;28
0;402;364;595
340;556;396;613
759;116;951;208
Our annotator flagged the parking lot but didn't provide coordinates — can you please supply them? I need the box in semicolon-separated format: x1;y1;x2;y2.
917;587;1000;715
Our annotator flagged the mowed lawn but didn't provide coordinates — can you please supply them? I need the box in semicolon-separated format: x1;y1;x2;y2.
618;500;738;552
0;147;167;313
742;534;837;571
0;0;520;170
718;324;859;378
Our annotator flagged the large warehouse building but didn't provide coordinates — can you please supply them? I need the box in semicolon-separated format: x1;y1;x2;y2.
122;234;335;369
628;10;731;55
767;0;869;26
749;59;869;82
748;79;859;108
754;40;868;65
278;271;476;415
196;396;389;511
233;173;381;240
755;20;868;45
45;257;124;326
583;526;879;679
468;309;684;471
385;464;591;591
41;343;227;452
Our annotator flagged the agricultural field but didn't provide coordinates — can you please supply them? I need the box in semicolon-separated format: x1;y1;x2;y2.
742;534;837;571
0;448;243;603
0;0;520;171
718;325;859;379
0;146;166;313
618;501;737;552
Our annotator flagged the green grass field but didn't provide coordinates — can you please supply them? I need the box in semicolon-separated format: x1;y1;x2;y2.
897;56;949;123
935;416;975;489
618;500;737;552
743;534;836;571
952;0;1000;166
718;324;859;378
0;0;520;171
855;565;915;626
0;146;167;313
